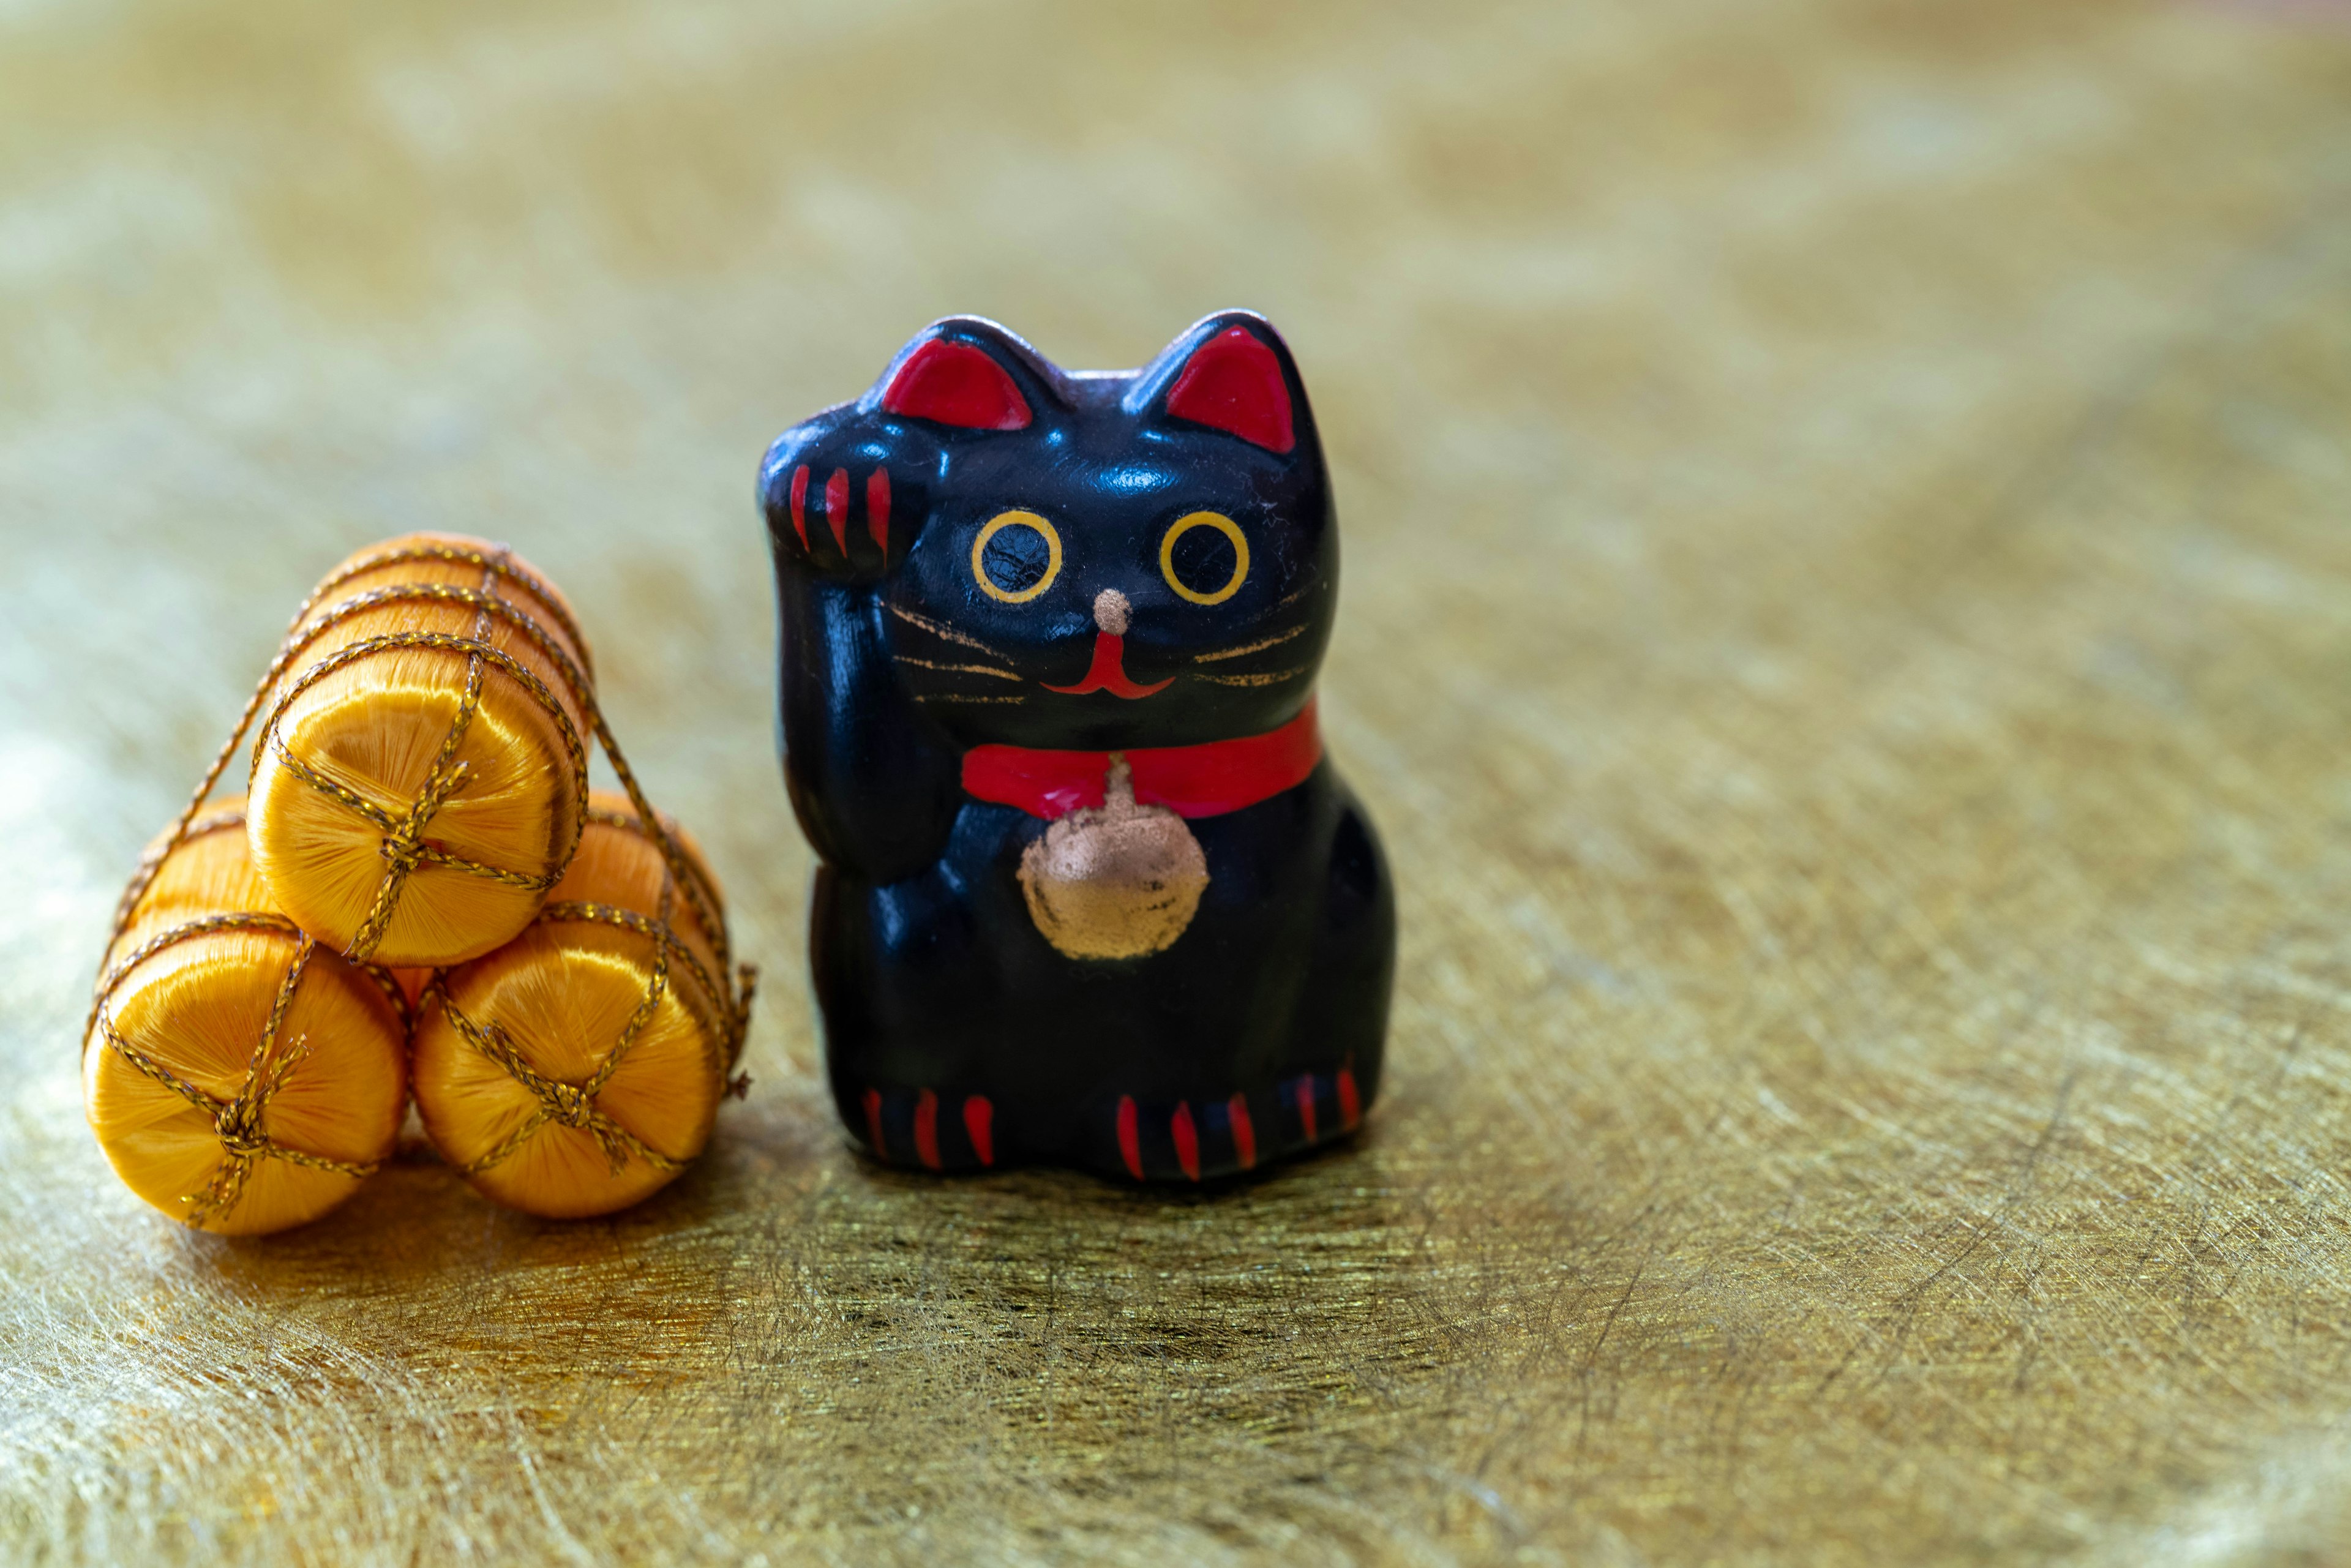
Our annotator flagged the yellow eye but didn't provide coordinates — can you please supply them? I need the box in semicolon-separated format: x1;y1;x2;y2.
972;511;1062;603
1158;512;1250;606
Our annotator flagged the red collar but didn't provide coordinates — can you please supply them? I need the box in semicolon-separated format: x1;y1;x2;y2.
961;700;1321;820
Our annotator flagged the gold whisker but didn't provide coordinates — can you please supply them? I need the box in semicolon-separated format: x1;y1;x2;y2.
1195;668;1307;688
915;694;1028;704
899;657;1021;682
888;603;1010;659
1193;625;1307;664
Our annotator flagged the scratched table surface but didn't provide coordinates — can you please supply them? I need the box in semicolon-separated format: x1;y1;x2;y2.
5;1;2351;1563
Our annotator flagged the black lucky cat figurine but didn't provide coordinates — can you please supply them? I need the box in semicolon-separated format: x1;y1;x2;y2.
759;310;1394;1182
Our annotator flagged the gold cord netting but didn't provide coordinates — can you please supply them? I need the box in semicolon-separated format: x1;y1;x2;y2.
411;795;755;1219
83;806;410;1235
93;533;756;1230
242;533;596;968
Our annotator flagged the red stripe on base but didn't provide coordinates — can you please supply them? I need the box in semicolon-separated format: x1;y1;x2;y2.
1295;1078;1318;1143
862;1087;885;1158
825;468;850;555
1172;1103;1200;1181
788;465;809;551
1228;1094;1256;1170
866;468;890;554
1117;1096;1142;1180
963;1095;994;1167
913;1089;941;1170
1337;1066;1360;1131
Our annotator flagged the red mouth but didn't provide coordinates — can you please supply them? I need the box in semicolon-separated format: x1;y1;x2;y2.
1044;632;1171;699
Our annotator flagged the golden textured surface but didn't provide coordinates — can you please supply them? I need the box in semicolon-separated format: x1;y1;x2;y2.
5;1;2351;1561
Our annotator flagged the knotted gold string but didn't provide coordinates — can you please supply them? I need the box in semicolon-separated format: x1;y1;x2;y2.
92;539;757;1222
107;545;587;954
293;541;598;687
423;872;732;1178
353;563;500;958
253;548;561;963
86;898;412;1227
102;540;753;1057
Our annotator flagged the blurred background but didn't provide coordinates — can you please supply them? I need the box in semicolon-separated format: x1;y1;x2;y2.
6;1;2351;1563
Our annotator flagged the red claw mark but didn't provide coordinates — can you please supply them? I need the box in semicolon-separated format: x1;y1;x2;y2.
913;1090;941;1170
1171;1103;1200;1181
1295;1077;1318;1144
1228;1093;1256;1171
866;468;891;555
862;1087;885;1158
825;468;850;555
788;465;809;552
1117;1095;1142;1180
1337;1063;1360;1131
963;1095;994;1168
1043;633;1172;699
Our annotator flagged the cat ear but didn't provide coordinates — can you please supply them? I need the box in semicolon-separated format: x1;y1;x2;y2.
1139;315;1299;454
881;340;1030;430
869;320;1060;432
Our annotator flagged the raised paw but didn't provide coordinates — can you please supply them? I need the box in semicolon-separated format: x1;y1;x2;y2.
851;1086;997;1172
759;447;909;581
758;399;951;582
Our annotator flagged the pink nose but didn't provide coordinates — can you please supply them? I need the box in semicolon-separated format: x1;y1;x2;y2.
1093;588;1131;636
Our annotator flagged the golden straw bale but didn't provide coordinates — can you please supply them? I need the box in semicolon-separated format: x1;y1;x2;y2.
246;532;595;967
84;801;408;1236
411;790;741;1219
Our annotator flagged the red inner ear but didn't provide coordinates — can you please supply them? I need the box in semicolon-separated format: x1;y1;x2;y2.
880;339;1032;430
1164;326;1294;453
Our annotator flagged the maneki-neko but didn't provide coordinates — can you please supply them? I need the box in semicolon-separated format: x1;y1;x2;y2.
760;310;1394;1182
